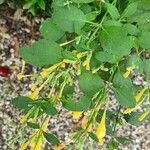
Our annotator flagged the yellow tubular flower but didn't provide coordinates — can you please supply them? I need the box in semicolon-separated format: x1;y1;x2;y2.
60;62;66;68
63;59;75;64
123;67;132;78
57;81;67;99
21;60;26;73
42;116;50;131
123;100;144;114
40;62;62;79
20;112;31;124
31;136;44;150
139;111;149;121
76;52;88;59
135;87;147;102
28;90;40;100
72;111;82;119
31;81;39;92
19;141;30;150
81;116;92;132
52;142;66;150
17;74;33;80
82;60;90;71
99;138;104;146
96;109;107;139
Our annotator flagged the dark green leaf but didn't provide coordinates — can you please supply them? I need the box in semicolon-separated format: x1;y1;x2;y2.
100;26;133;58
72;0;94;3
79;70;104;97
115;136;133;145
124;112;146;126
89;132;99;142
12;96;33;109
41;101;58;116
20;39;63;67
62;96;91;111
121;2;138;18
123;24;139;35
106;3;120;19
143;59;150;81
138;32;150;49
27;122;40;129
113;71;132;88
95;51;117;63
43;132;60;145
38;0;45;10
114;87;136;108
52;5;86;33
40;18;64;41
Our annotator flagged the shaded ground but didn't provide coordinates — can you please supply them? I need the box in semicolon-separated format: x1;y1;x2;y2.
0;4;150;150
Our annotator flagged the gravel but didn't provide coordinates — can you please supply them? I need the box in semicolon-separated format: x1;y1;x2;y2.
0;5;150;150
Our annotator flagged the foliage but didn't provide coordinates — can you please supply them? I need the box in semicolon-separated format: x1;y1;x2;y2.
0;0;52;15
12;0;150;149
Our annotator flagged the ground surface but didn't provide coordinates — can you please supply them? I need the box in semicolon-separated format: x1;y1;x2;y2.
0;4;150;150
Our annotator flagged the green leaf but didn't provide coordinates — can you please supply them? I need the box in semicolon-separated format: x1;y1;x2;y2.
106;3;120;19
79;70;104;97
115;137;133;145
95;51;117;63
27;122;40;129
38;0;45;10
122;2;138;18
113;71;132;88
41;101;58;116
40;18;64;41
114;87;136;108
126;54;143;74
100;26;133;58
62;50;76;61
43;132;60;145
103;20;122;27
62;96;91;111
12;96;33;109
23;0;36;9
124;112;146;126
52;5;86;33
89;132;99;142
72;0;94;3
20;39;63;67
113;71;136;108
123;24;139;35
86;11;98;21
143;59;150;81
138;32;150;49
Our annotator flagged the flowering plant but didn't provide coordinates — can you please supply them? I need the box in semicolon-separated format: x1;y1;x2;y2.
12;0;150;149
